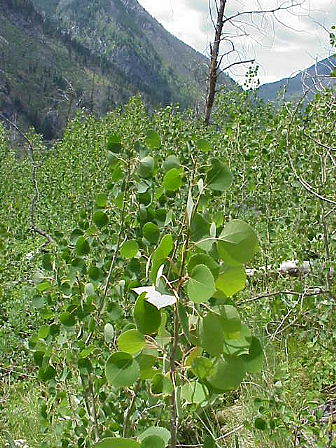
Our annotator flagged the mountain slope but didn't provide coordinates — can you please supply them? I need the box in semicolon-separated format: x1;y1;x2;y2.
0;0;235;138
258;55;336;102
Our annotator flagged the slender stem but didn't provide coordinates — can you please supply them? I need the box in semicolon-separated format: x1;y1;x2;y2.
123;382;140;438
169;305;180;448
88;374;100;442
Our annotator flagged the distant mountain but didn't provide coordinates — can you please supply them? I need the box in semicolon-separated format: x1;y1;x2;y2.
0;0;235;138
258;56;336;102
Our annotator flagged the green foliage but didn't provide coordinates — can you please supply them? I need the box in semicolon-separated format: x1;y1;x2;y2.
0;89;335;448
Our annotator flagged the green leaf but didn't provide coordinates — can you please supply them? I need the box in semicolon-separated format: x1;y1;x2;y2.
163;168;182;192
42;253;53;271
38;364;57;382
163;155;180;171
140;435;165;448
199;312;225;356
241;336;264;373
192;357;214;380
220;305;241;337
60;311;76;327
134;294;161;335
139;156;155;178
196;138;211;153
106;134;122;153
186;264;216;304
223;323;252;356
94;438;140;448
216;265;246;297
88;265;103;281
95;193;108;208
75;237;90;256
121;240;139;259
138;427;170;445
181;381;208;404
254;418;267;430
207;356;246;391
93;211;109;228
143;222;160;244
146;130;161;149
150;234;174;282
218;220;258;264
206;158;233;191
203;435;216;448
137;354;157;380
151;373;173;395
188;254;219;278
105;352;140;388
117;330;145;355
190;213;210;242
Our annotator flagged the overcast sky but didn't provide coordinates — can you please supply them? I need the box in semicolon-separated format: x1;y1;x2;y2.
137;0;336;85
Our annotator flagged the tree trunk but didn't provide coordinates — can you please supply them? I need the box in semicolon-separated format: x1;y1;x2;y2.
204;0;227;126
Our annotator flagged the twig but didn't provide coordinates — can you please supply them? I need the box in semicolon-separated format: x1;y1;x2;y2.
0;113;54;243
237;288;329;305
176;424;244;447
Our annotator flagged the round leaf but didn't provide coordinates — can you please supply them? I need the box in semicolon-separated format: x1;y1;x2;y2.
187;254;219;278
75;237;90;256
117;330;145;355
93;211;109;228
163;168;182;192
186;264;216;304
199;312;225;356
140;436;165;448
145;130;161;149
241;336;264;373
163;155;180;171
105;352;140;388
106;134;122;153
196;138;211;152
181;381;207;404
138;427;170;445
95;193;108;208
139;156;155;178
218;220;258;264
121;240;139;259
207;357;246;391
94;438;140;448
143;222;160;244
206;158;233;191
216;265;246;297
134;294;161;335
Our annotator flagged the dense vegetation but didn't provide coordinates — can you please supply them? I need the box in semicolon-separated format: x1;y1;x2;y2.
0;87;335;448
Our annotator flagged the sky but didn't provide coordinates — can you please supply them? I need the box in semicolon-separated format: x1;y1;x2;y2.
137;0;336;85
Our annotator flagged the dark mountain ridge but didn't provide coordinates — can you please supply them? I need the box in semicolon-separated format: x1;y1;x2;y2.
258;55;336;102
0;0;234;138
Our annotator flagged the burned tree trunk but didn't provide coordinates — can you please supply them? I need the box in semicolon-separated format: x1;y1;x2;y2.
204;0;227;126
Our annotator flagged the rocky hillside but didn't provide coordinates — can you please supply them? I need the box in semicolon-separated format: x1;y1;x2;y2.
258;55;336;102
0;0;234;138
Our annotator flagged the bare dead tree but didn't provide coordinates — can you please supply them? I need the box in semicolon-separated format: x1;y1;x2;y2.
204;0;306;125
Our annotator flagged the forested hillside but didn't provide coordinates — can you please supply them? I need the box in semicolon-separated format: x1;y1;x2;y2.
0;0;234;138
0;85;335;447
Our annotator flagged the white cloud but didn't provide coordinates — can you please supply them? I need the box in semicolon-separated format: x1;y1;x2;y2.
138;0;336;85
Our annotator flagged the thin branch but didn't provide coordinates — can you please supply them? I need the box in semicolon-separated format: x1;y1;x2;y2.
237;288;330;306
223;1;304;25
0;113;54;243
